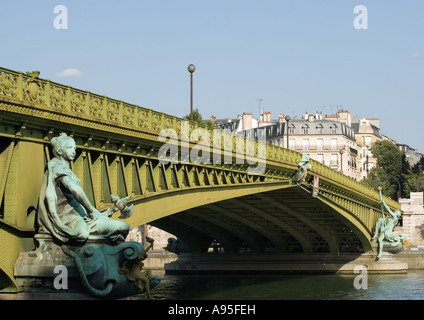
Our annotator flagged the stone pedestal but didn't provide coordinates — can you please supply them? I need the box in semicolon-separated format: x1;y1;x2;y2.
14;234;85;291
337;252;408;274
14;234;159;299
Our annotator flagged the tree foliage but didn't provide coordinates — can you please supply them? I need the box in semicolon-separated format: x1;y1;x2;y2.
371;140;403;174
361;140;424;199
184;108;218;129
404;157;424;196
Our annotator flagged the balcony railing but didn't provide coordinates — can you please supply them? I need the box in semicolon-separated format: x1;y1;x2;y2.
293;145;343;152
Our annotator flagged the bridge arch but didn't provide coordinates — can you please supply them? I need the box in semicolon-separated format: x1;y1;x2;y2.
123;184;370;255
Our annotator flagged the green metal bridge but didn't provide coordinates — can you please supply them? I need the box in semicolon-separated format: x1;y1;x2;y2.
0;66;400;292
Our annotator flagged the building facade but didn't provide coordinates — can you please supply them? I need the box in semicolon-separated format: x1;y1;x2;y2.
284;117;361;181
217;110;362;181
214;109;422;182
397;144;423;167
350;116;382;179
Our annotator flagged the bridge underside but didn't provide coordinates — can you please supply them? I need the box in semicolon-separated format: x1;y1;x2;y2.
150;186;366;255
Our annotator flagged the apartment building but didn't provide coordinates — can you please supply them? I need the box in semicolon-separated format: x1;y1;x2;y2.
214;108;421;181
286;118;360;180
397;144;423;167
216;110;362;180
349;117;382;179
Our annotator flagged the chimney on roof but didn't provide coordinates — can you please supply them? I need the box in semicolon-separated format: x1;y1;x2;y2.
242;112;253;130
263;111;271;123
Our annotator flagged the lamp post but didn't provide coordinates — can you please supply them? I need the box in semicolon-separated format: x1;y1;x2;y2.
340;149;344;173
285;115;291;149
395;179;402;199
187;64;196;121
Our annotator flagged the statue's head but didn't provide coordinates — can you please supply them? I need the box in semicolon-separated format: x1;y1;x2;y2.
394;209;402;218
51;133;76;160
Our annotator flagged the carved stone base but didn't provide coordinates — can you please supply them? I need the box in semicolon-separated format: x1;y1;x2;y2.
337;251;408;274
14;234;160;299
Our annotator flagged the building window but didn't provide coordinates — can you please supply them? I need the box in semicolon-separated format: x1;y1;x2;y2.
330;124;337;134
317;154;324;164
331;154;338;166
365;136;372;147
289;125;295;134
316;125;323;134
317;138;323;150
350;157;357;169
303;139;309;150
289;139;295;150
302;125;309;134
331;138;338;150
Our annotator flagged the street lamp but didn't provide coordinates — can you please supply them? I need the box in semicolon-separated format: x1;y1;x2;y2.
340;149;344;173
187;64;196;121
395;179;402;199
285;115;291;149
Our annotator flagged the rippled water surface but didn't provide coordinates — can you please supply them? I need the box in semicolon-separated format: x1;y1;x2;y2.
126;270;424;300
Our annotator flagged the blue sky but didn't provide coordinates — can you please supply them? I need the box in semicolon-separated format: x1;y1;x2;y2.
1;1;423;153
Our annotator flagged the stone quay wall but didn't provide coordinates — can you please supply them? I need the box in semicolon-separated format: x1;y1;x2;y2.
399;192;424;250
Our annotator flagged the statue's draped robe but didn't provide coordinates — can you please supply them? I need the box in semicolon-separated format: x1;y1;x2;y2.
37;158;128;243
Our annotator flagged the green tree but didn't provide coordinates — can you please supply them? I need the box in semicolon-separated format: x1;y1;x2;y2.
184;108;203;124
184;108;219;129
361;140;406;199
403;156;424;197
371;140;403;175
362;168;396;197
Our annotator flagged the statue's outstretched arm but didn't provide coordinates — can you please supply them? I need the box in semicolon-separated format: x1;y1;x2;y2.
139;237;155;257
382;200;395;217
61;176;100;218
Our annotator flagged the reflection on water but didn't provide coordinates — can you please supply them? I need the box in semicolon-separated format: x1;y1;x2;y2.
126;270;424;300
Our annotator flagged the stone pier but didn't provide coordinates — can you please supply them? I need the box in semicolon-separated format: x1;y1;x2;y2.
399;192;424;250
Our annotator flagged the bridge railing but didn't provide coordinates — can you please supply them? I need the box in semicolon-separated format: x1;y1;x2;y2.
0;67;206;133
0;67;271;162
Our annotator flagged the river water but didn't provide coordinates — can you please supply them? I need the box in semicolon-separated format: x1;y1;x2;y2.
125;270;424;300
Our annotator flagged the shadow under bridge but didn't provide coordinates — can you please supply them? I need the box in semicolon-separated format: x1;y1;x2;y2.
128;181;383;255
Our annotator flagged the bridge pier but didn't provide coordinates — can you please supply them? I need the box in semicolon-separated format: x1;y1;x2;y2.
13;234;160;299
164;252;408;274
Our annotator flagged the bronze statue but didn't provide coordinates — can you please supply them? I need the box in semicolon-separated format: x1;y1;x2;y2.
118;237;158;299
372;187;406;260
293;154;311;185
37;133;131;244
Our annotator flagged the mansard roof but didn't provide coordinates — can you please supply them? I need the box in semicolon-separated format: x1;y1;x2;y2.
237;119;356;141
